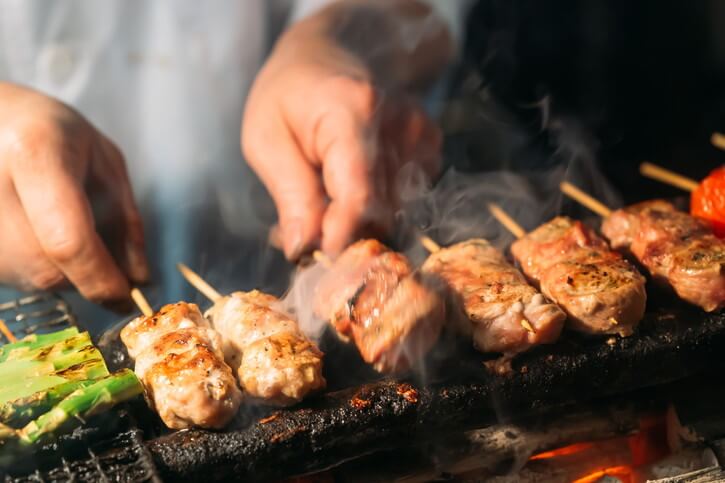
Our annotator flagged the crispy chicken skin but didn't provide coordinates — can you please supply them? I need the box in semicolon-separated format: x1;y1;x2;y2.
205;291;325;406
120;302;242;429
512;217;646;336
313;239;445;373
422;239;566;354
602;200;725;312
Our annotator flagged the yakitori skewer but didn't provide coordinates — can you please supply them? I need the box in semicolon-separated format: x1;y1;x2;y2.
121;286;242;429
130;288;153;317
560;181;725;312
418;235;566;348
178;263;325;406
712;132;725;151
639;162;698;192
488;201;646;336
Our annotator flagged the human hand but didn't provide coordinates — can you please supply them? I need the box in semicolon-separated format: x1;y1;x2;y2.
0;83;148;304
242;0;453;259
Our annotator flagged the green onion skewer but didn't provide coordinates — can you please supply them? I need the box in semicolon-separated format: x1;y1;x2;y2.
19;369;143;445
0;379;96;427
0;355;109;406
0;328;79;363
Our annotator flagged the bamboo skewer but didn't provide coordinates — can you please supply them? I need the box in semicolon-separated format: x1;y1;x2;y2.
312;250;332;268
639;162;698;192
130;288;153;317
559;181;612;218
487;203;526;239
420;236;441;253
0;319;17;343
176;263;222;303
712;132;725;151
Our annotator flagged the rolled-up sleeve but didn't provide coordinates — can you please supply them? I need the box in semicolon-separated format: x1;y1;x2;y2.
290;0;475;52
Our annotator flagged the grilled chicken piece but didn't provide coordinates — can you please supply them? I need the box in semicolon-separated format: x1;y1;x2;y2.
511;217;646;336
421;239;566;354
120;302;242;429
313;239;445;373
205;291;325;406
602;200;725;311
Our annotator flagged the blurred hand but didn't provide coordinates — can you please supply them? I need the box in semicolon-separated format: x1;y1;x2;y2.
0;83;148;304
242;0;452;259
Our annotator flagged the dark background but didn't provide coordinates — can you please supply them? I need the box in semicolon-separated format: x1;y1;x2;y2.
448;0;725;205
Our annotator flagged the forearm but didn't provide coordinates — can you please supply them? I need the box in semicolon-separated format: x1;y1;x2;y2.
282;0;455;92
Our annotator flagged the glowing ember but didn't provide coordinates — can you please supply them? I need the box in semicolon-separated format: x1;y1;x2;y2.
571;465;633;483
529;442;595;460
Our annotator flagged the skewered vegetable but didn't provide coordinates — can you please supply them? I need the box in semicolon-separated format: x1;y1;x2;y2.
691;166;725;237
19;369;142;445
0;327;79;363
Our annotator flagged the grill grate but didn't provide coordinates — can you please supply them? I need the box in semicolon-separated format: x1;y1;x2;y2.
0;293;161;483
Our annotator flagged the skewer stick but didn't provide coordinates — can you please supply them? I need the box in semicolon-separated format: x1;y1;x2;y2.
487;203;527;239
712;132;725;151
420;236;442;253
520;320;536;334
559;181;612;218
130;288;153;317
176;263;222;303
639;162;698;192
0;319;17;343
312;250;332;268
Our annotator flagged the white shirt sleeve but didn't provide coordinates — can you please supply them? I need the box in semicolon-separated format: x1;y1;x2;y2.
289;0;474;52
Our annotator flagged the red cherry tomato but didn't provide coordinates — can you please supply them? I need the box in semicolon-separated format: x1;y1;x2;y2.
691;166;725;237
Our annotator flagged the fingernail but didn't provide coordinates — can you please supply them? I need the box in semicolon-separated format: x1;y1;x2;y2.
284;221;304;260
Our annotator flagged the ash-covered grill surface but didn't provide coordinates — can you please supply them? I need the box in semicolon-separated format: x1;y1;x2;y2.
146;294;725;482
0;293;161;483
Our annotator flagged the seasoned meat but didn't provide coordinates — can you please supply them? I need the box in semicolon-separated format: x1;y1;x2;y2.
602;200;725;311
511;217;646;336
313;239;445;373
205;291;325;406
422;239;566;354
120;303;241;429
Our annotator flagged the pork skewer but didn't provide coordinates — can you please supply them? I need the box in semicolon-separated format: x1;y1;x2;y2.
419;236;566;355
489;204;647;336
121;288;242;429
177;264;325;407
313;239;446;374
561;181;725;312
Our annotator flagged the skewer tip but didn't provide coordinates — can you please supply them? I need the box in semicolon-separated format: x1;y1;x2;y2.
420;236;442;253
521;320;537;334
0;319;17;343
176;263;223;302
712;132;725;151
487;203;527;239
559;181;613;218
130;288;153;317
313;250;332;268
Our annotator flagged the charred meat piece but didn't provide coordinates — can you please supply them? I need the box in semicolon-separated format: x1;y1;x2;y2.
602;200;725;312
313;239;445;373
120;302;242;429
421;239;566;354
205;291;325;406
512;217;646;336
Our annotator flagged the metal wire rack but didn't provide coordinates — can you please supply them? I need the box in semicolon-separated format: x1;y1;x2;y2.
0;293;161;483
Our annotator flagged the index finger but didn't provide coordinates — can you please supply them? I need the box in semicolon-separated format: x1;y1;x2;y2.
10;146;131;302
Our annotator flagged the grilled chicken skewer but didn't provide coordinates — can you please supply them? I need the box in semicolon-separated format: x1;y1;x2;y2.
121;295;242;429
313;239;445;374
489;204;647;336
178;264;325;406
561;182;725;312
420;237;566;355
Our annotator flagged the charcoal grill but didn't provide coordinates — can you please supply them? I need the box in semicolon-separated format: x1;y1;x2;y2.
4;285;725;482
0;293;161;483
